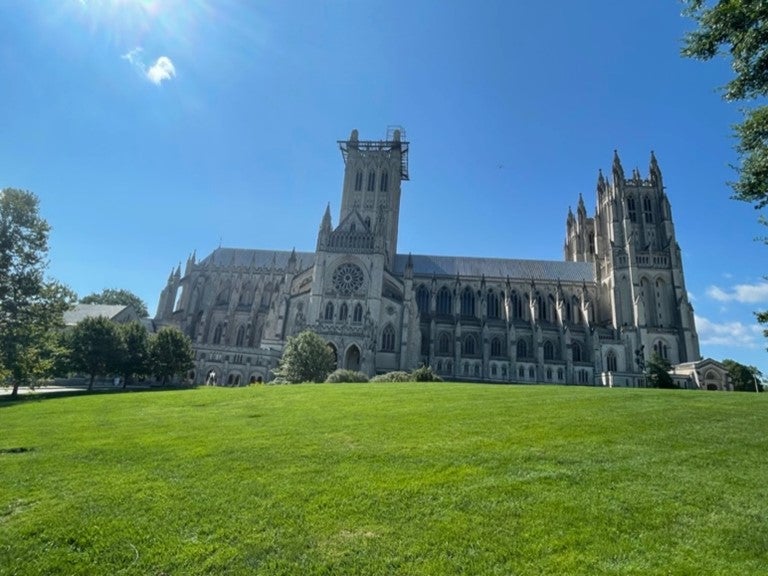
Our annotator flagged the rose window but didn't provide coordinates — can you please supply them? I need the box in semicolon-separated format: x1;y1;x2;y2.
332;263;364;296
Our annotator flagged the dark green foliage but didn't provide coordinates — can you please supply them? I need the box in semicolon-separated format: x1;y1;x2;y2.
647;353;675;389
69;316;123;391
81;288;149;318
324;369;369;383
411;364;443;382
274;330;335;383
0;189;75;397
722;358;764;391
682;1;768;341
149;326;194;385
371;371;413;382
119;322;151;386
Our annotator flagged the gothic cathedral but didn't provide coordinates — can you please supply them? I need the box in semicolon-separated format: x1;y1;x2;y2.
155;128;703;387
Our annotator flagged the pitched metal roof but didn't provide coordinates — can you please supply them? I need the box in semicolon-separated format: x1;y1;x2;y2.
199;248;316;271
393;254;595;283
64;304;130;326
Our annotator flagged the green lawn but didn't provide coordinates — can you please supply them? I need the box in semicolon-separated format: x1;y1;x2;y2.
1;384;766;575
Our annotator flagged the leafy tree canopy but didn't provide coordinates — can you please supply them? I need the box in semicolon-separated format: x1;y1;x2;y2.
682;0;768;345
647;353;675;389
119;321;151;387
81;288;149;318
0;188;75;397
69;316;124;391
150;326;194;385
275;330;336;383
722;358;764;391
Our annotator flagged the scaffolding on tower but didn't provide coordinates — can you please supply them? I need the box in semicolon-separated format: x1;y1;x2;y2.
338;126;409;181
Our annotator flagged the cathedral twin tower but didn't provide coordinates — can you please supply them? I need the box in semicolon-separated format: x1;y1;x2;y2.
156;129;700;387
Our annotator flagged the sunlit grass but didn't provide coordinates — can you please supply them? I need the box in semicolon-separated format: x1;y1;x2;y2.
1;384;766;575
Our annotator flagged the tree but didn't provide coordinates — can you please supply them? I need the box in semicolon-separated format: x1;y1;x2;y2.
0;189;75;397
274;330;335;383
647;353;675;389
119;322;151;387
682;1;768;342
69;316;124;391
149;326;194;385
81;288;149;318
722;358;764;391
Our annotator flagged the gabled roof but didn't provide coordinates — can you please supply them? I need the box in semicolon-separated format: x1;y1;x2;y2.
64;304;135;326
393;254;595;283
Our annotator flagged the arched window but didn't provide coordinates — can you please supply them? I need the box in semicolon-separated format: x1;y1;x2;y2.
364;216;371;229
460;287;475;317
238;284;252;306
557;367;564;381
235;325;245;347
653;340;669;360
325;302;334;321
606;350;617;372
463;362;469;376
543;340;554;361
643;196;653;223
565;300;572;323
546;368;552;381
353;303;363;323
416;285;430;315
518;365;525;379
367;171;376;192
438;332;451;355
436;287;452;315
528;366;535;379
516;339;528;359
381;325;395;352
627;196;637;222
487;291;500;319
380;171;389;192
548;295;556;323
463;334;477;356
216;289;229;306
511;291;522;320
213;323;223;345
572;296;581;324
537;295;547;322
572;341;582;363
491;337;503;357
354;170;363;191
491;364;497;376
339;302;348;322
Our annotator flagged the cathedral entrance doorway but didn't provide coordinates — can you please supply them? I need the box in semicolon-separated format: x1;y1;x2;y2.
345;344;361;371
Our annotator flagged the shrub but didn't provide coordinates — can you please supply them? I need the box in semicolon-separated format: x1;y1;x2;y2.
371;371;412;383
325;369;369;383
411;365;442;382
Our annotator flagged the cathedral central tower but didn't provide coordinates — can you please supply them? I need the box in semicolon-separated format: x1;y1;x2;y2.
337;127;409;269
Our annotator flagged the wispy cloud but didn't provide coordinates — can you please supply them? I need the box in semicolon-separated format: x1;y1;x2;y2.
695;314;764;348
122;47;176;85
706;281;768;304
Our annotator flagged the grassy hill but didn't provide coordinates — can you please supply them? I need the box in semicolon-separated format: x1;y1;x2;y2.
1;384;766;575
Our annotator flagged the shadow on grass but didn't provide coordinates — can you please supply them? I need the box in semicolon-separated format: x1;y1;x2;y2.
0;384;199;408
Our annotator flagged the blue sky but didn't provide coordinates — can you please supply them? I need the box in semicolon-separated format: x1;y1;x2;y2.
2;1;767;375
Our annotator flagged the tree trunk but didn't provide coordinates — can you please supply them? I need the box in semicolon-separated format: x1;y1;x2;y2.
11;382;19;398
88;373;94;392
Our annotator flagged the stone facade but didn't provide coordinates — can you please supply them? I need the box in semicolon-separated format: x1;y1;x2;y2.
155;128;703;386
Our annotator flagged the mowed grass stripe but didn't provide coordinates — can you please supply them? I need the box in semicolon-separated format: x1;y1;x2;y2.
1;384;766;575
